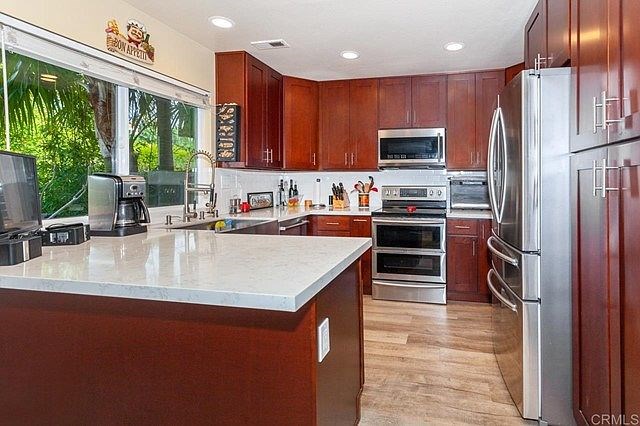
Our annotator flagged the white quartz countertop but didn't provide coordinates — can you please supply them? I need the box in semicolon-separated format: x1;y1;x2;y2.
0;229;371;312
446;209;493;220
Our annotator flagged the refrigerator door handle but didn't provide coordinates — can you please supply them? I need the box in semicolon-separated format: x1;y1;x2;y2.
487;107;500;220
497;107;508;223
487;269;517;312
487;236;519;267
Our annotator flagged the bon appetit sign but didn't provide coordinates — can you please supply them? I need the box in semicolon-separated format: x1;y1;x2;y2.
105;19;155;64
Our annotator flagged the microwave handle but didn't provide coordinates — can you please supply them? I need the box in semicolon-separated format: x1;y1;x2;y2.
437;133;443;161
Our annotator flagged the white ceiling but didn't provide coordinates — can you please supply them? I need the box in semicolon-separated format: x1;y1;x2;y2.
124;0;537;81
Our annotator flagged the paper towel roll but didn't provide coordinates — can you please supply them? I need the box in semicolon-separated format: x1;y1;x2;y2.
313;178;321;205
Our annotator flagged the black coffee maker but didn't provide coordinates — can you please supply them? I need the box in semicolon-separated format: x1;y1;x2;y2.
88;174;151;236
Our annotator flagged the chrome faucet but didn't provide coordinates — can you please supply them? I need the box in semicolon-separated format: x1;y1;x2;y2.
183;150;217;222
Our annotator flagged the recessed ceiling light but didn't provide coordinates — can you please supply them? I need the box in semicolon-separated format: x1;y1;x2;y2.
340;51;359;60
444;42;465;52
209;16;235;29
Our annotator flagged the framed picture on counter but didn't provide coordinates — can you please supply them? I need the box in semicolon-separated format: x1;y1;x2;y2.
247;192;274;210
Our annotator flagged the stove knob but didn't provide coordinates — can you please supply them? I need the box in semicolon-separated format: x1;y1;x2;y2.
437;190;442;196
429;190;434;196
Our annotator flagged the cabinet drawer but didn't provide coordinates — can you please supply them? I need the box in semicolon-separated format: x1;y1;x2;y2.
447;219;478;236
316;216;351;231
315;230;351;237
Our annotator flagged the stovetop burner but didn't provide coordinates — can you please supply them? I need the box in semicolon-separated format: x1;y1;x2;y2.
373;185;447;219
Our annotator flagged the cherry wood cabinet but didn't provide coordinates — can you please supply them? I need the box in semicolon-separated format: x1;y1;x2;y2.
378;75;447;129
475;71;505;169
319;79;379;170
378;77;412;128
310;215;373;295
505;63;525;85
607;0;640;145
349;79;379;170
319;81;350;169
216;51;282;169
446;219;491;303
569;0;640;151
572;142;640;425
525;0;570;70
283;76;319;170
525;0;547;70
350;217;373;296
411;75;447;128
547;0;570;67
447;73;477;170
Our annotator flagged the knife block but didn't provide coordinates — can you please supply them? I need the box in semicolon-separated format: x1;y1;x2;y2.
333;191;350;210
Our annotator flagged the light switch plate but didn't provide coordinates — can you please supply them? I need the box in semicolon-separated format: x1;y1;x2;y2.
317;317;330;362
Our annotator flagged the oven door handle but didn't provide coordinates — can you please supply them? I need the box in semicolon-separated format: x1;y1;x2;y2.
372;218;445;225
487;236;519;267
487;270;517;312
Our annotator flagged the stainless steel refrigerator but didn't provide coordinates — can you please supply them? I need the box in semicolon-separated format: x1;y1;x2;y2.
487;67;573;425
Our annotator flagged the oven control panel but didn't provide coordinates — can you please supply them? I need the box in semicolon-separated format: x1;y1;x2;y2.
381;185;447;201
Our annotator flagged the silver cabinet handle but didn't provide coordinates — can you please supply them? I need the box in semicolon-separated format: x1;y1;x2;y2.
472;240;476;256
534;53;551;71
279;220;310;231
263;149;269;162
602;90;624;128
406;110;410;125
593;96;604;133
455;225;471;229
592;158;619;198
325;222;341;225
312;152;316;166
344;152;348;166
352;219;369;223
487;236;518;266
487;270;517;312
351;152;355;166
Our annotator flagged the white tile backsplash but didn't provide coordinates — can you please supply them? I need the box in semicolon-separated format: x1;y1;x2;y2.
215;168;448;211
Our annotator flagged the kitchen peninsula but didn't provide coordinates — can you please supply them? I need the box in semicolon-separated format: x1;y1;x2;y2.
0;229;370;425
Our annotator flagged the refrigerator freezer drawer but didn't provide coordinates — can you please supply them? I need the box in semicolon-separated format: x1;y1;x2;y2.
488;234;540;301
488;269;540;421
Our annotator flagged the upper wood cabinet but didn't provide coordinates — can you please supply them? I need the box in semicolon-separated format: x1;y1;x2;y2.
319;79;379;170
349;79;379;170
475;71;505;169
447;72;504;171
378;77;412;128
319;80;350;169
447;73;477;170
525;0;570;70
505;63;525;85
216;51;282;169
378;76;447;129
412;75;447;128
283;76;319;170
570;0;640;151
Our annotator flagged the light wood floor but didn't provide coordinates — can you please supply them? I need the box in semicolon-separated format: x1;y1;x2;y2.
359;296;534;426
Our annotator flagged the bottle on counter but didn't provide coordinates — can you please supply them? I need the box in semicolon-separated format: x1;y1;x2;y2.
293;184;298;197
278;179;285;206
283;180;289;205
289;179;294;199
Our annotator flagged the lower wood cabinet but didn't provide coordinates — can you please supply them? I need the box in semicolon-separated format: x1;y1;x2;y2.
572;143;640;424
310;215;372;295
446;218;491;303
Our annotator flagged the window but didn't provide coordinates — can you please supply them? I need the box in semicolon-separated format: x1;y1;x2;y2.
0;18;210;219
1;51;116;218
129;89;197;207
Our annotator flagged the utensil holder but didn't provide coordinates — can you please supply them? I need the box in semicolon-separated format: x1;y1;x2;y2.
358;193;370;208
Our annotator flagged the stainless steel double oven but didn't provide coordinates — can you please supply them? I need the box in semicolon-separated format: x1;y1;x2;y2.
371;185;447;304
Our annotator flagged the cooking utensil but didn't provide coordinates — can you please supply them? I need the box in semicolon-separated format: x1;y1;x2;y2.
354;183;363;193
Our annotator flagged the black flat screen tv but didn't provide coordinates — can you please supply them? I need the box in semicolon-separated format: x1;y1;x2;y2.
0;151;42;238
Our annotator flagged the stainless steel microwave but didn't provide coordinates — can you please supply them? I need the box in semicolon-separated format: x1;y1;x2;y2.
378;128;446;169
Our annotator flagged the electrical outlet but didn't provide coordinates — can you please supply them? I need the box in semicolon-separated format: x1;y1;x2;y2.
317;318;330;362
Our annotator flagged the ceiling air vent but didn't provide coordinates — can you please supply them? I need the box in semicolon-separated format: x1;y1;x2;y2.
250;39;290;50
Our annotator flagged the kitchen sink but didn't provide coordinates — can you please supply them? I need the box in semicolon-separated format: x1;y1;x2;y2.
175;218;279;235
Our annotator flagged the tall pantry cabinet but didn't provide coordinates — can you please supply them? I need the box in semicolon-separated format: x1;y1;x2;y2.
570;0;640;423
